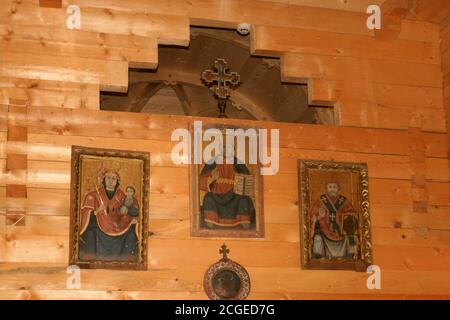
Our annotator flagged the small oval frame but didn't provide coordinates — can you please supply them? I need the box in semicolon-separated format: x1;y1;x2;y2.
203;259;251;300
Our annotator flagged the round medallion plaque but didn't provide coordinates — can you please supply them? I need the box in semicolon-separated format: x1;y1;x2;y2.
203;244;250;300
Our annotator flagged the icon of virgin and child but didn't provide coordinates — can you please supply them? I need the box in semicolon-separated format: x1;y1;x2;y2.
78;163;140;261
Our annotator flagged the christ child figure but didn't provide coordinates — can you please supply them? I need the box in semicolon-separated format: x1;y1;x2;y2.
120;186;139;217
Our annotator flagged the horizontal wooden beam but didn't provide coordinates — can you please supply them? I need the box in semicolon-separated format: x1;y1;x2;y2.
61;0;373;36
257;0;386;12
251;24;440;64
11;105;447;157
0;1;190;46
0;31;158;69
281;53;443;88
0;52;128;93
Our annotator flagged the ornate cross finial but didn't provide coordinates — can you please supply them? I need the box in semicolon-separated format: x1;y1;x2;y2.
219;243;230;260
201;58;240;118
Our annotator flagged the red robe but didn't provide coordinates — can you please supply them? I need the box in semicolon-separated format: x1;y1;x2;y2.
199;163;236;194
80;187;137;237
199;162;253;227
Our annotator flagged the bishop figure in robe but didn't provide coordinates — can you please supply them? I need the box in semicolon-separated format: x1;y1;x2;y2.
310;182;359;259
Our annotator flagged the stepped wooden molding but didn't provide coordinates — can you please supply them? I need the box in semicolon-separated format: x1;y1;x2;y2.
0;0;445;129
0;27;159;69
0;1;190;45
281;53;443;88
0;52;129;93
252;24;440;64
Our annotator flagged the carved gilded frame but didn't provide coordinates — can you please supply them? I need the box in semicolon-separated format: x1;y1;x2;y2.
298;160;373;272
69;146;150;270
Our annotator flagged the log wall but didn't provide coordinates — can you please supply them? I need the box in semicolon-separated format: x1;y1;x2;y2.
0;0;449;299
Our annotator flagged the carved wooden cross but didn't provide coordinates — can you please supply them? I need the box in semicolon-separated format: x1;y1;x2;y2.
219;243;230;260
201;58;240;118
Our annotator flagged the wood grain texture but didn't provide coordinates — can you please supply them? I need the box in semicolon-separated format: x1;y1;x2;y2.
0;0;449;300
1;107;449;298
252;24;440;64
38;0;62;8
0;52;129;93
441;20;450;178
19;106;448;157
5;102;27;226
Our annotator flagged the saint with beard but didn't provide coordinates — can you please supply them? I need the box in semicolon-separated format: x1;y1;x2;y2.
310;182;359;259
199;143;255;230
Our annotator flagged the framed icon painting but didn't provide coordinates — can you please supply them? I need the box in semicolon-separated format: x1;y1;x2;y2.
298;160;373;272
69;146;150;270
190;123;264;238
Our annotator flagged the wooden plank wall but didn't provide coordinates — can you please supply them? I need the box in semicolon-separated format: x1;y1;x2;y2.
0;108;449;299
4;98;28;227
0;0;449;299
442;14;450;177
